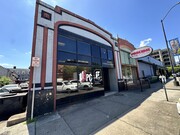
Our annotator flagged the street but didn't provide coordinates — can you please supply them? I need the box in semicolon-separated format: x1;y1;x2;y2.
0;80;180;135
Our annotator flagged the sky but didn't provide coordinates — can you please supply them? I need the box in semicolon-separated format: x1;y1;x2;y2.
0;0;180;68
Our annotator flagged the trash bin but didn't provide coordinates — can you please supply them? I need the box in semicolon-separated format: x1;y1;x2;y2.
118;79;125;91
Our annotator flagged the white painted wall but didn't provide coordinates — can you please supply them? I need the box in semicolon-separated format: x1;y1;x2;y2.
60;26;111;46
58;12;112;41
45;29;54;83
138;62;154;78
33;26;43;84
38;5;55;29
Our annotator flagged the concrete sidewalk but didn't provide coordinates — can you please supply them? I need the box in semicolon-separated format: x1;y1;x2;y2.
0;80;180;135
165;78;180;90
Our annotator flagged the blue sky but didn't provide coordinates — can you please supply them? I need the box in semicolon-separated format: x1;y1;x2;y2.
0;0;180;68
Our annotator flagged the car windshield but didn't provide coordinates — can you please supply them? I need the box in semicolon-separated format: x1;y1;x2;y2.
2;85;17;88
0;88;9;93
64;82;71;85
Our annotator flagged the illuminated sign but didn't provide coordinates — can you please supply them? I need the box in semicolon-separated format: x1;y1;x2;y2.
130;46;153;59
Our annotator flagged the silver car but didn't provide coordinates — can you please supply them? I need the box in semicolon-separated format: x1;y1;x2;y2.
1;84;21;92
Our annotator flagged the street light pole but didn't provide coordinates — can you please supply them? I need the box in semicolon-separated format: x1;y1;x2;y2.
161;20;175;73
161;2;180;85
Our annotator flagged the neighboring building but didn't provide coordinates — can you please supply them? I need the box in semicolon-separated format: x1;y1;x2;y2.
138;56;165;78
0;65;29;83
117;38;138;80
0;66;29;87
0;66;10;77
151;48;175;67
8;68;30;82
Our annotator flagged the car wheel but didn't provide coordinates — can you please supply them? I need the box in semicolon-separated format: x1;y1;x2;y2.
66;88;71;93
83;85;88;90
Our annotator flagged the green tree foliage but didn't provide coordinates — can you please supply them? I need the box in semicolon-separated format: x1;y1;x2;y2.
177;48;180;55
0;76;11;86
167;66;180;74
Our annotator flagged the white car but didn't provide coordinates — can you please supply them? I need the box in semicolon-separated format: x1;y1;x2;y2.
0;88;16;97
1;84;21;92
20;82;29;89
70;80;93;90
57;81;78;92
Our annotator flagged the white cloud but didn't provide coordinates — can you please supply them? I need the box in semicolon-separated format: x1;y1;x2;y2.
139;38;152;47
0;63;14;68
25;51;31;55
0;55;4;58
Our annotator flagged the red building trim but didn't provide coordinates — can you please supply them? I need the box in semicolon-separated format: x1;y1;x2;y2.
29;1;39;90
53;21;117;111
41;27;48;89
118;38;135;51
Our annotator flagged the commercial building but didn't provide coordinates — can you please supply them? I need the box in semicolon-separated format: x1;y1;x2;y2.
138;56;165;78
28;0;121;117
28;0;165;118
117;38;138;81
151;48;175;67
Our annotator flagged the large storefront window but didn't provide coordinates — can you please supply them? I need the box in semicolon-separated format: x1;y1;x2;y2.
121;50;138;82
56;28;113;105
120;50;136;65
58;35;76;53
56;65;104;99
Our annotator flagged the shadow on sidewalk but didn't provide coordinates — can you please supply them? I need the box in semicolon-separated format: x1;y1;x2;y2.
25;81;165;135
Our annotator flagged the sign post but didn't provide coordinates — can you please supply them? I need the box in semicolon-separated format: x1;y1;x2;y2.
159;75;169;101
31;57;40;120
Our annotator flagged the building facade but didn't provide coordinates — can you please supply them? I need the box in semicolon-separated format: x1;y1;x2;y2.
117;38;139;81
8;68;30;82
151;48;175;67
138;56;164;78
28;0;166;118
28;0;121;117
0;66;10;77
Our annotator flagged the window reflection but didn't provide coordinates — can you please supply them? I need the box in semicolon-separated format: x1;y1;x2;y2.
77;41;91;56
101;48;107;59
56;65;104;97
92;45;100;58
58;52;76;63
58;35;76;53
57;65;78;93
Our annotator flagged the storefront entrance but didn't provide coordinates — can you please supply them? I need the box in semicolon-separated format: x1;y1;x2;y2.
56;28;114;106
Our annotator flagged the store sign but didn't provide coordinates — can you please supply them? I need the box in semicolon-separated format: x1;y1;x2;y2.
130;46;153;59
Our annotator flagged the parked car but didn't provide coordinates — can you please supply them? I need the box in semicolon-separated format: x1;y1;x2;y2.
70;80;93;90
1;84;21;92
57;81;78;92
20;82;29;89
0;88;16;97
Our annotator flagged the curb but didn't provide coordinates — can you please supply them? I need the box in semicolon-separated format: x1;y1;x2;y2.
7;112;26;127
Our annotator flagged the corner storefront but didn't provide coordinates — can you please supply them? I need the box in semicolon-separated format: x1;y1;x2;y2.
27;0;119;118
